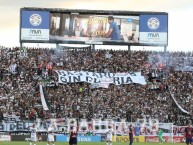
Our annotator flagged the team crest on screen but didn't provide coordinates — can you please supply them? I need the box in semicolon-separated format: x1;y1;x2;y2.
147;17;160;30
29;14;42;26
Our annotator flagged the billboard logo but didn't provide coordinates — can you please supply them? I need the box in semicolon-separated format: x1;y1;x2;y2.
29;29;41;35
147;32;159;38
147;17;160;30
29;14;42;26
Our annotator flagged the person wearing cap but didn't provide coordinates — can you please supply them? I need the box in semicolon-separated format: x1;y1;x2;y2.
104;16;120;40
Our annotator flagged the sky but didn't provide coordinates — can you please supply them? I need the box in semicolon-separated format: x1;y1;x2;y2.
0;0;193;51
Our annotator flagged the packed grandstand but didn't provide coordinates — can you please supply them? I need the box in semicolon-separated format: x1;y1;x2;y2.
0;46;192;127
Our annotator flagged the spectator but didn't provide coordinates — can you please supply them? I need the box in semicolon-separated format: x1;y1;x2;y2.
0;47;192;125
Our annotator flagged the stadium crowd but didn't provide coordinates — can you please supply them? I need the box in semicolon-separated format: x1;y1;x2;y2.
0;46;192;125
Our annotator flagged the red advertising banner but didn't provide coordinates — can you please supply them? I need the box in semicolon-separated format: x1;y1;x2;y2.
145;136;169;142
145;136;186;143
173;137;186;143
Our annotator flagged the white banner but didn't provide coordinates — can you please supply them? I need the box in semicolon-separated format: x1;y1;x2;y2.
169;90;190;114
39;84;49;111
0;135;11;141
55;70;146;86
0;117;185;137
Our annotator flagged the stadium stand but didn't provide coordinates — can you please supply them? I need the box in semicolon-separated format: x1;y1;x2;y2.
0;46;192;125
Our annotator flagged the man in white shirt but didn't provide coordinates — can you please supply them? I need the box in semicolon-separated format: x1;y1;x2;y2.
106;130;113;145
47;124;55;145
29;124;37;145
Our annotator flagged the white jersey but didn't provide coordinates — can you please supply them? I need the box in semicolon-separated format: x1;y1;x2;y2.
47;127;55;142
106;131;112;141
30;127;37;142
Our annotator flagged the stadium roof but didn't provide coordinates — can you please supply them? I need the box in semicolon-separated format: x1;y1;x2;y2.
22;7;168;15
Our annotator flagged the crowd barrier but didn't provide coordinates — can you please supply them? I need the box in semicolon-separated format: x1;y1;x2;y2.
0;134;186;143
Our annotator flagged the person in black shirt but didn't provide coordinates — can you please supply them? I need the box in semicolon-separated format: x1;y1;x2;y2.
0;109;3;122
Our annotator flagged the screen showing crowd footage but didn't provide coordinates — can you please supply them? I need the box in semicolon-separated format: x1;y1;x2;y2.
49;13;139;43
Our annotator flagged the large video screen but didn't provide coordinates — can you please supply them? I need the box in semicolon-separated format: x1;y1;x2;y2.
20;9;168;46
49;14;139;44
